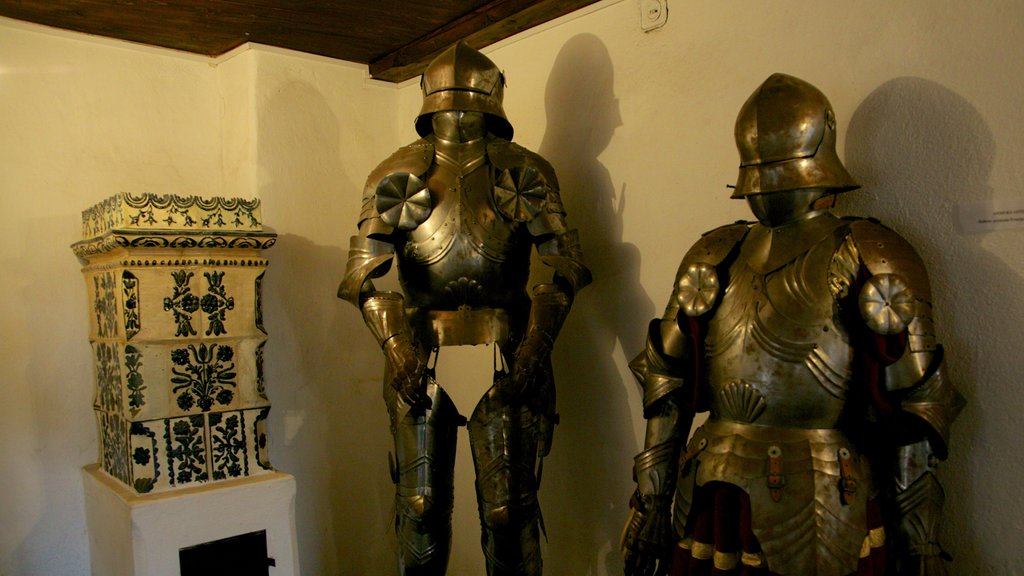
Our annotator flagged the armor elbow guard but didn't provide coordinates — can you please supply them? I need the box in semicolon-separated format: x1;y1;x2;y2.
536;230;591;296
630;319;690;417
338;235;395;306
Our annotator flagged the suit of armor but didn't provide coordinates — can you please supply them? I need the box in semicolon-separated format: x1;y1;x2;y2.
622;74;964;576
339;42;590;576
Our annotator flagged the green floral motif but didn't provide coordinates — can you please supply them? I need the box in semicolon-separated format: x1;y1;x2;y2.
128;206;158;226
202;271;234;336
254;408;272;470
94;272;118;338
94;343;121;412
165;205;197;227
171;343;237;412
130;421;159;493
210;413;247;480
124;345;145;415
200;204;259;228
164;270;199;337
123;272;140;339
101;413;130;485
256;342;266;399
255;273;266;334
167;415;207;485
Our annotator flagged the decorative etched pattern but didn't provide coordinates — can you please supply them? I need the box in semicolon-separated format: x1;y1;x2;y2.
171;343;237;412
164;270;200;337
82;193;263;238
124;345;145;415
94;343;122;412
100;413;130;485
167;415;208;485
94;272;118;338
202;271;234;336
210;412;248;480
72;234;277;258
122;271;140;339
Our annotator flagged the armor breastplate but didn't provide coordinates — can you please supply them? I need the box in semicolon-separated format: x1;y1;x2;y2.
705;214;853;429
397;147;532;312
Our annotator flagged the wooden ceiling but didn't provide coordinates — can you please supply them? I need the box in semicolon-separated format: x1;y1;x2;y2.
0;0;601;82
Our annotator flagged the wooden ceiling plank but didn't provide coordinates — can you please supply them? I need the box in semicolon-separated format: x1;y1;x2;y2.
368;0;599;83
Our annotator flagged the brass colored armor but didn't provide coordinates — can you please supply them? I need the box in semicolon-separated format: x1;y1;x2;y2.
623;74;963;576
341;42;589;576
733;73;859;197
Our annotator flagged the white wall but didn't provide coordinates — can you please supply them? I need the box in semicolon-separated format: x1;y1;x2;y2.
0;20;226;576
3;0;1024;573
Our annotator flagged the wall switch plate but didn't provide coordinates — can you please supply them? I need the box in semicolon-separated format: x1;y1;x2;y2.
640;0;668;31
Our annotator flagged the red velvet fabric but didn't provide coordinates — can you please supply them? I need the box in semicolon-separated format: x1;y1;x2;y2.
669;482;886;576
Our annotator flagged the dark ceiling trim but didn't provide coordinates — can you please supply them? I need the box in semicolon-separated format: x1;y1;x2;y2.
369;0;600;83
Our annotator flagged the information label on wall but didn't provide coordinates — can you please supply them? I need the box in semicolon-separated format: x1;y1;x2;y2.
957;197;1024;233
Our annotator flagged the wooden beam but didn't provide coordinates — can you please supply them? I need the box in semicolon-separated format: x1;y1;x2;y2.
368;0;601;83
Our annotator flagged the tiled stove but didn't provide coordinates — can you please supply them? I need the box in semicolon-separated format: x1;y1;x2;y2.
73;193;298;576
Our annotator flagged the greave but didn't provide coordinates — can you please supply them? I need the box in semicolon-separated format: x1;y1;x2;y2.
391;382;462;575
468;385;542;576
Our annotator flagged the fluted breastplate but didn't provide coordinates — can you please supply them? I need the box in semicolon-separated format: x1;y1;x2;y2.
705;217;853;428
398;157;531;311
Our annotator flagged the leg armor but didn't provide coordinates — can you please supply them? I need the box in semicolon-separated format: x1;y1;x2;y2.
890;440;951;576
468;383;543;576
387;379;463;576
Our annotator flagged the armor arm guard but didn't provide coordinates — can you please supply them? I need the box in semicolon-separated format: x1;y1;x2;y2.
622;316;694;576
337;234;395;306
850;220;965;455
850;220;965;571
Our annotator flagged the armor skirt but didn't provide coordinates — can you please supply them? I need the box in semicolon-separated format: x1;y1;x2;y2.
670;482;886;575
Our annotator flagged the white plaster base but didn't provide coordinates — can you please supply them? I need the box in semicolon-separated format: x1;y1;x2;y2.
82;465;299;576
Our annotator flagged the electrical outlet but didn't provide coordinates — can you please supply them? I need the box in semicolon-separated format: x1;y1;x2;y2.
640;0;668;31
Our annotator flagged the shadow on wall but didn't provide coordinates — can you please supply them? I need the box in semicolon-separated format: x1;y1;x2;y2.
841;77;1021;571
256;78;395;575
538;33;654;575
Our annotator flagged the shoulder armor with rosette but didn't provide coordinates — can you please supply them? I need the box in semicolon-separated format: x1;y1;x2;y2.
672;222;752;317
849;218;963;456
359;139;435;237
487;140;561;229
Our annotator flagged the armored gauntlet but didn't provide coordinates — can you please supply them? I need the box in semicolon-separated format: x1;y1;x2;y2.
361;291;429;409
